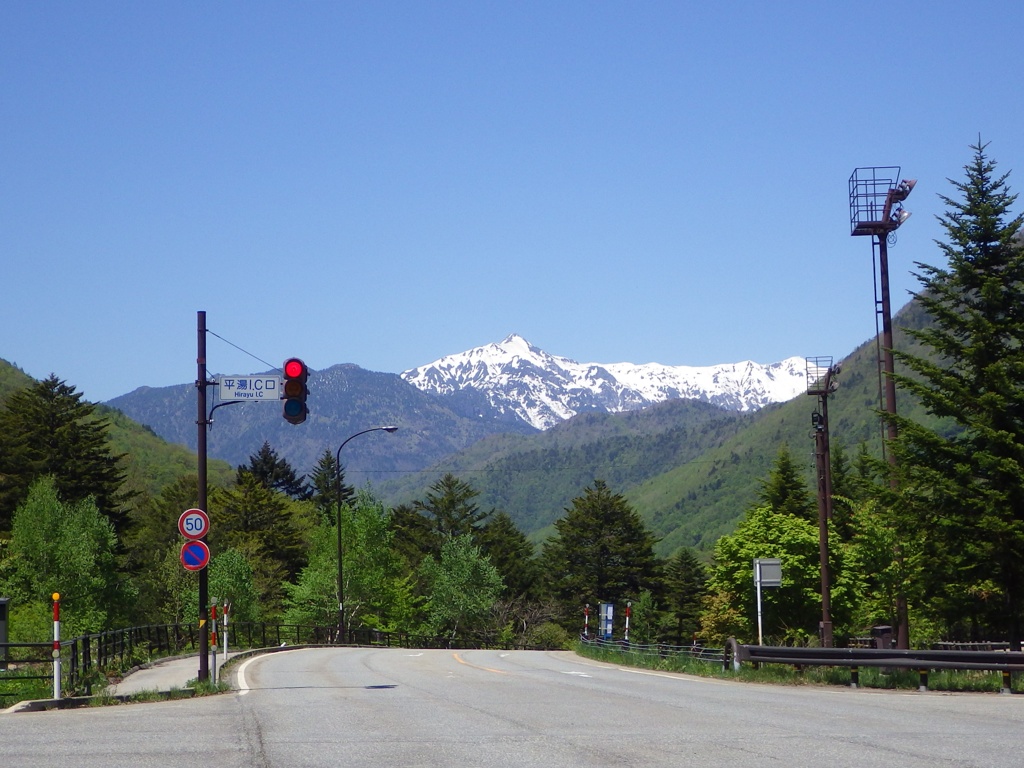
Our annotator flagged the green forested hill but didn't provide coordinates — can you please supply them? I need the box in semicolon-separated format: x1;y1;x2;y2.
0;358;34;400
0;359;232;505
626;298;940;555
382;397;749;535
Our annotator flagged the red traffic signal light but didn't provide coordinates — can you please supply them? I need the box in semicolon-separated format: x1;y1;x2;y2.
282;357;309;425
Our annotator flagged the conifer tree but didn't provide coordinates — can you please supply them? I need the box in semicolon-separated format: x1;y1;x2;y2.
662;547;708;645
889;141;1024;646
236;441;309;500
0;375;128;535
411;473;490;551
308;448;355;522
757;445;815;522
477;511;541;600
542;480;661;628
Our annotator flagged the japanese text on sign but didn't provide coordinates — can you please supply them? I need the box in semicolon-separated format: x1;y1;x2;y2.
217;376;282;402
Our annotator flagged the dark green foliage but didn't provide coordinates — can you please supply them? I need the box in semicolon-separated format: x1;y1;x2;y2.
209;472;310;613
662;547;708;645
237;441;310;500
0;375;129;536
477;511;541;600
413;472;490;542
542;480;661;628
888;142;1024;646
757;444;815;522
308;448;355;522
390;474;494;587
389;502;435;572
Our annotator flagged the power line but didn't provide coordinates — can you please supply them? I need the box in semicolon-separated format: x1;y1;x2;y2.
205;328;282;374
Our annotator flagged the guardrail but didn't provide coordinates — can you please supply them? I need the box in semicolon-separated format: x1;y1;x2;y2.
579;636;725;664
725;639;1024;693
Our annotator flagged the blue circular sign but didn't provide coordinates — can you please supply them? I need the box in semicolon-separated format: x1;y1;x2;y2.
180;540;210;571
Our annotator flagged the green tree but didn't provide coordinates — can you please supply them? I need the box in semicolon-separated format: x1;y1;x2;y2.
208;548;260;623
542;480;661;629
0;376;128;535
477;511;541;600
700;505;825;645
237;441;309;500
307;449;355;523
1;476;130;634
342;492;417;632
844;497;924;638
419;534;503;639
413;473;490;546
389;502;435;572
281;522;338;628
210;472;311;614
888;141;1024;646
662;547;708;645
757;444;815;522
283;492;416;632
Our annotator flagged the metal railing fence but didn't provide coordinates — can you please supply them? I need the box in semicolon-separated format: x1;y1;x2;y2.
725;639;1024;692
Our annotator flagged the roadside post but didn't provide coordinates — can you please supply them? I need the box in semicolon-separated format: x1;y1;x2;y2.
52;593;61;700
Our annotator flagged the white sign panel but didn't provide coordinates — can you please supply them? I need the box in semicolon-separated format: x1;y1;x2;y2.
217;375;282;402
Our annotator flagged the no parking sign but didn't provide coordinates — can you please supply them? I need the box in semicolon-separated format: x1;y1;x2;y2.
180;540;211;571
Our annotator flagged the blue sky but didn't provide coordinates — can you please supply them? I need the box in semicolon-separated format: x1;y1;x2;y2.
2;1;1022;403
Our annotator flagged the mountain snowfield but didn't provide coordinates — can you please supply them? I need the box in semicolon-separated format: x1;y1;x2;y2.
401;334;808;430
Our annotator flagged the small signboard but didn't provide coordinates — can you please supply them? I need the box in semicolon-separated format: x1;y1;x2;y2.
600;602;614;640
217;375;282;402
755;558;783;587
180;540;211;571
178;508;210;540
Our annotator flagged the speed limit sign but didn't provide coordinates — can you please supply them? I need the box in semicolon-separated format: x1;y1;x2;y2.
178;508;210;540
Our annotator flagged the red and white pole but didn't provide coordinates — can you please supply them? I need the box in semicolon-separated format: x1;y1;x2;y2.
210;604;219;685
583;604;590;640
221;602;230;657
52;593;61;700
624;601;632;644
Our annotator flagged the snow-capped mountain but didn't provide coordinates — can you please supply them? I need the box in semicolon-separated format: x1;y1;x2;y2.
401;334;808;430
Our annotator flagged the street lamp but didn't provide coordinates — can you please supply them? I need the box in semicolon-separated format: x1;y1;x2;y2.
849;167;915;462
849;167;915;650
335;426;398;640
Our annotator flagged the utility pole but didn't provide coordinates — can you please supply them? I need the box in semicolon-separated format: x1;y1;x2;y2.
196;311;210;682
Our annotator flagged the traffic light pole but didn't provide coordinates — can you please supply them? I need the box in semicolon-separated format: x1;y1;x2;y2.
196;311;210;683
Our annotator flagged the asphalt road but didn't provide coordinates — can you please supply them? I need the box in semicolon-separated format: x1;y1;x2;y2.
3;647;1024;767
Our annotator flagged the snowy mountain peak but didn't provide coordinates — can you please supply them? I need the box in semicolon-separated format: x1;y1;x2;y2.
402;335;808;430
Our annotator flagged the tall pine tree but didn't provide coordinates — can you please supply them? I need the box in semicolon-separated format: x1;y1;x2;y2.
890;141;1024;646
542;480;661;630
0;375;128;535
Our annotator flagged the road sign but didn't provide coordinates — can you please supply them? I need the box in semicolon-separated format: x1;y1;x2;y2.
178;508;210;540
180;540;211;571
216;375;282;402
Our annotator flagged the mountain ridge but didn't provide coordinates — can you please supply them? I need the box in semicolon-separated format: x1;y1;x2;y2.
401;333;807;430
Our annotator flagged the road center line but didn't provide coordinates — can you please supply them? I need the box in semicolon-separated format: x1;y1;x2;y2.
452;652;507;675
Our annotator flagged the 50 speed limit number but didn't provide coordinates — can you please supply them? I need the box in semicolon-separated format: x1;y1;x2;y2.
178;508;210;540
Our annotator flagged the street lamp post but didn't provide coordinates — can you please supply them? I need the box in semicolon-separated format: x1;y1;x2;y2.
850;167;915;649
335;426;398;640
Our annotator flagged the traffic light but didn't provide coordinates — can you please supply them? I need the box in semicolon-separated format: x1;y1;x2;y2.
282;357;309;425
